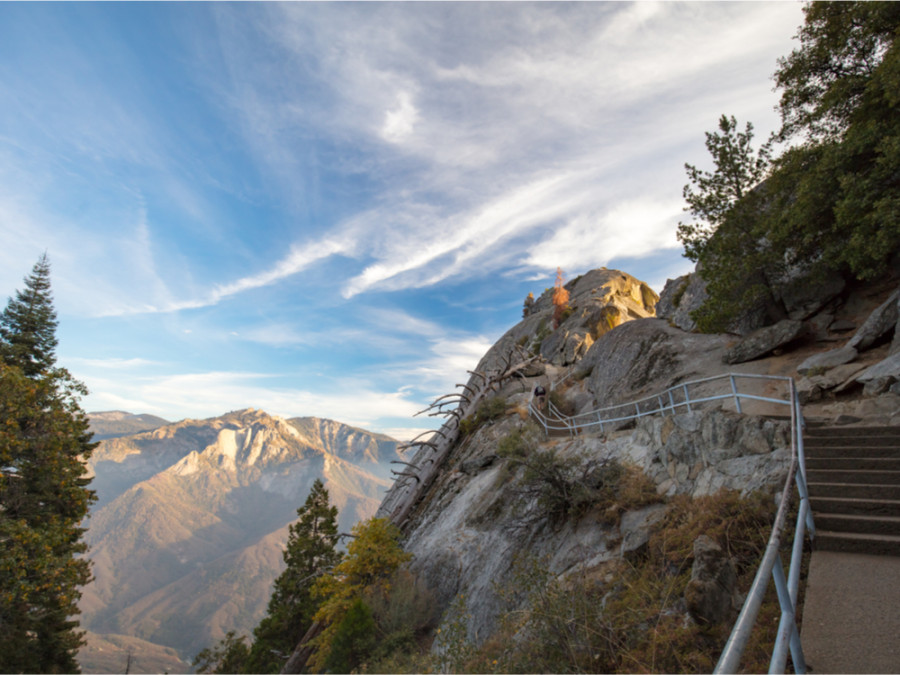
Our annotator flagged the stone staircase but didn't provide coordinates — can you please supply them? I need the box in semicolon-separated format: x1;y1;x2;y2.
805;425;900;556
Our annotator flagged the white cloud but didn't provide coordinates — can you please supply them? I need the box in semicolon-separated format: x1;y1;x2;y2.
526;198;683;271
381;92;419;143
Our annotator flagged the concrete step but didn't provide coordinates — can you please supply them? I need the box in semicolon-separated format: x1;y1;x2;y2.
805;445;900;459
803;426;900;438
807;469;900;486
809;482;900;501
814;530;900;557
809;496;900;518
806;457;900;471
815;513;900;537
805;436;900;450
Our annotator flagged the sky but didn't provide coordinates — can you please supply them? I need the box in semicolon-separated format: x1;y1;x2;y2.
0;1;806;439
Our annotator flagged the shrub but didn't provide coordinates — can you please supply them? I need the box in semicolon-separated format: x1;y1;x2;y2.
496;421;541;459
458;396;508;437
324;598;377;673
504;446;660;527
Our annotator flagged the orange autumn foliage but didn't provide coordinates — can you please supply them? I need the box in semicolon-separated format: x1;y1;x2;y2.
551;267;570;329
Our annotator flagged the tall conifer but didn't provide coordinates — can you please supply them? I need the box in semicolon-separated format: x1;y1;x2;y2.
0;253;59;378
0;255;96;673
243;478;341;673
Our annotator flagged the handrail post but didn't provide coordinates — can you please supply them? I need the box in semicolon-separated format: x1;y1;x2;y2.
730;374;742;413
769;553;807;674
683;384;692;412
668;389;676;414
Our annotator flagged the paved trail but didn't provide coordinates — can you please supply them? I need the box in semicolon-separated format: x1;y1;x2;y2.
801;550;900;673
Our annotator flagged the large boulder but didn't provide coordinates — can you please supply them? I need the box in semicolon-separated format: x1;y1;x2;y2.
856;352;900;386
848;288;899;352
796;286;899;376
724;319;806;365
770;266;846;320
797;344;859;375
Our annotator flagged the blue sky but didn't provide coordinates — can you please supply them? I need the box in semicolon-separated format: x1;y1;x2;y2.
0;2;805;439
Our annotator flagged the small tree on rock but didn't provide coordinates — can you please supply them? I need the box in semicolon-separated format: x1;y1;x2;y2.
551;268;570;329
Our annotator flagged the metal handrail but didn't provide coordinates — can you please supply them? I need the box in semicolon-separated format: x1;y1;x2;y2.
528;372;815;673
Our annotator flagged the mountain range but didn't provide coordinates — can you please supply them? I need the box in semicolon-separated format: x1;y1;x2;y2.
78;409;401;672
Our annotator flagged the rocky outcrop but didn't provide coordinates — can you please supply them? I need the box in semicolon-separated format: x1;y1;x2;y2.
770;265;846;321
575;319;729;410
474;269;658;374
656;272;707;332
796;285;900;400
684;535;739;625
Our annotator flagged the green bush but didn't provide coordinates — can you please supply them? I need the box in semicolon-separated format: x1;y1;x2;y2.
324;598;377;673
496;421;541;458
458;396;508;437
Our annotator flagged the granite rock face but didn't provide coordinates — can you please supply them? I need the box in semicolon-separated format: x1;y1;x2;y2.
401;407;791;644
848;288;899;352
656;273;708;333
576;319;730;411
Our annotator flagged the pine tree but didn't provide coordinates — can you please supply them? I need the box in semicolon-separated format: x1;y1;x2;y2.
0;255;96;673
676;115;772;263
0;253;59;378
243;478;342;673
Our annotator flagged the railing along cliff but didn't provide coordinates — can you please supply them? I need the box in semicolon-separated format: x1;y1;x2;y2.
530;372;815;674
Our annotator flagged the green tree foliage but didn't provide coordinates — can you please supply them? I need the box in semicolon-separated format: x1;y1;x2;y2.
0;257;96;673
681;3;900;332
677;115;773;263
308;517;412;672
766;1;900;283
775;1;900;143
244;478;342;673
192;631;250;674
323;597;377;673
0;253;59;378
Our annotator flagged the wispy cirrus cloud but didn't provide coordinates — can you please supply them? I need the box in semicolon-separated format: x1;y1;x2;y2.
197;1;802;303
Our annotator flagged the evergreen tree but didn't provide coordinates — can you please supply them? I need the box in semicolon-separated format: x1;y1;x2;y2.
0;253;59;378
243;478;341;673
676;115;772;263
192;631;250;674
0;256;96;673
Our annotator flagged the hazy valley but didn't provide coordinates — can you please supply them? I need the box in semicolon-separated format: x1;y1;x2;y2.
78;409;400;672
